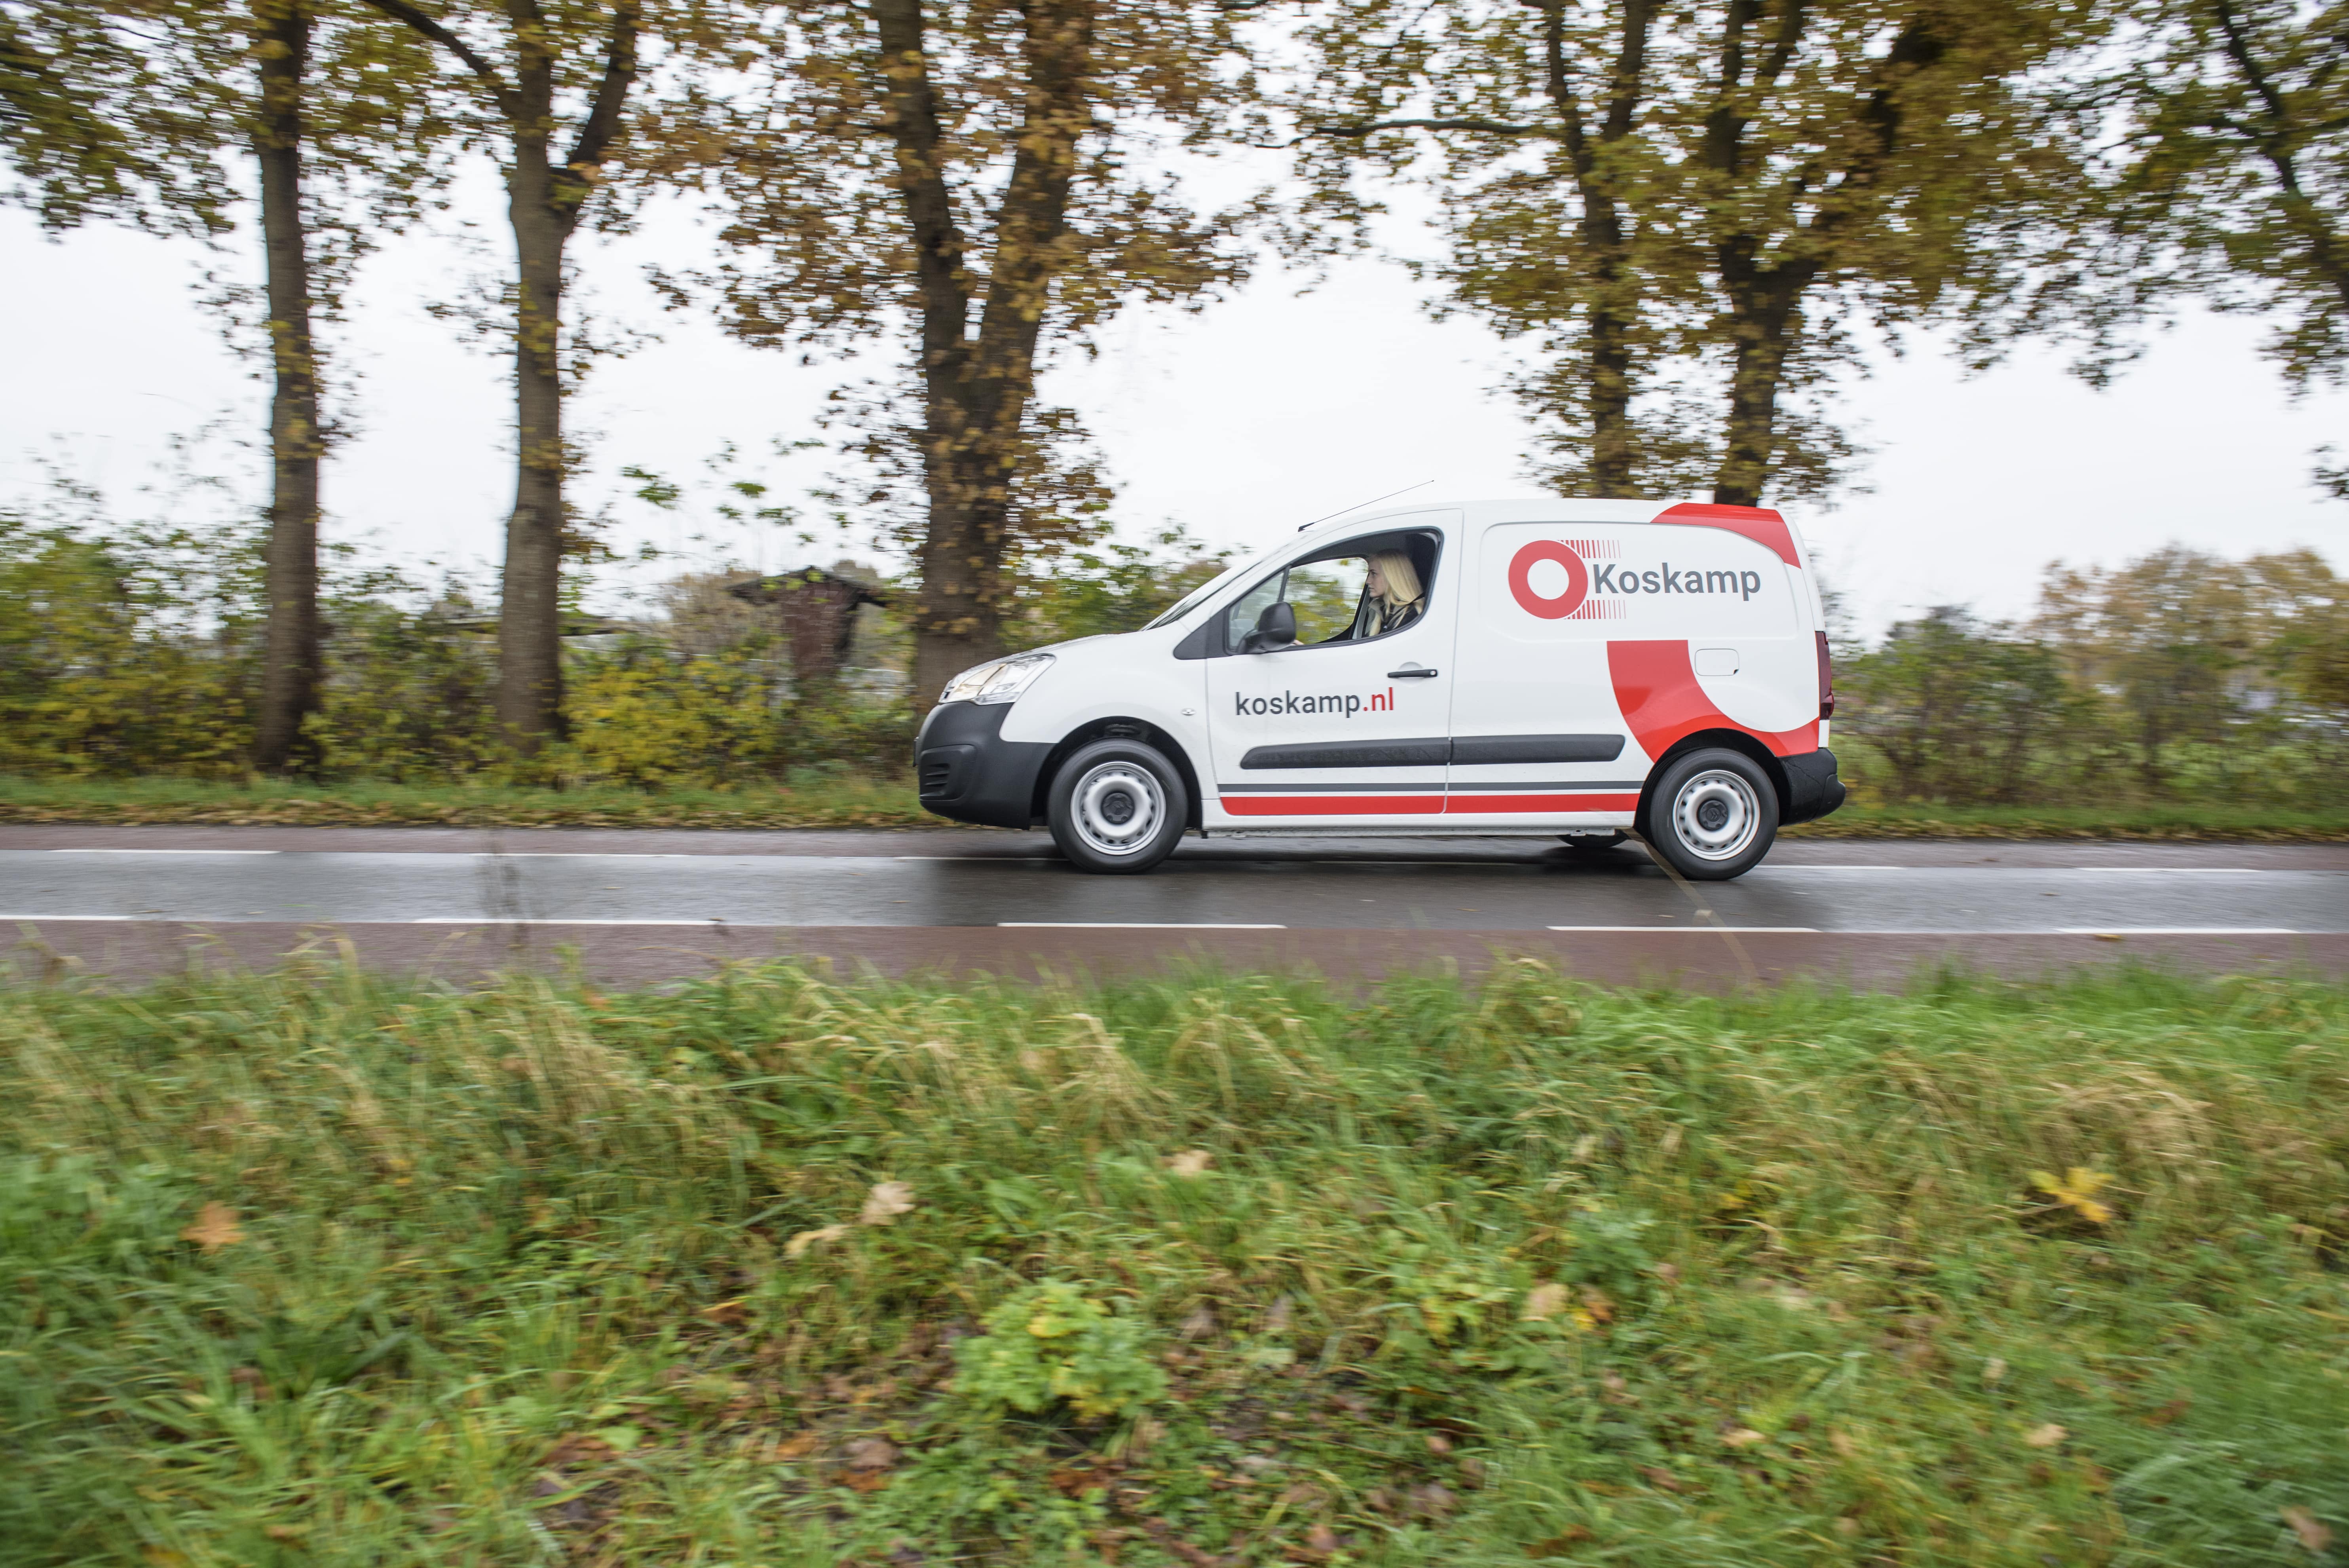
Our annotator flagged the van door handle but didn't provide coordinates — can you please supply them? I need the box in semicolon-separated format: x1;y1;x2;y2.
1388;667;1439;679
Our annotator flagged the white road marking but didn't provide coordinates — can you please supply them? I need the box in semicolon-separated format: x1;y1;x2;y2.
408;917;732;926
999;922;1287;930
46;848;280;855
1549;925;1820;932
2057;927;2302;935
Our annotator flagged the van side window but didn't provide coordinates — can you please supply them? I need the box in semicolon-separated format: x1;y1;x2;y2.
1217;528;1443;655
1224;570;1288;651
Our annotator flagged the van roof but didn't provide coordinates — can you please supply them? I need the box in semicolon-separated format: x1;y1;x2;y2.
1296;497;1806;569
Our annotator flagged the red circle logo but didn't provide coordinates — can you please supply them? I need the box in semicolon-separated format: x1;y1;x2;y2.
1508;540;1589;619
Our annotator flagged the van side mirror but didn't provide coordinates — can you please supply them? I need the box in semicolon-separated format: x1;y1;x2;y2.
1243;600;1296;653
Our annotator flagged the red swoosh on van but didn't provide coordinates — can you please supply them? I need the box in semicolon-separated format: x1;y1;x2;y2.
1608;640;1819;761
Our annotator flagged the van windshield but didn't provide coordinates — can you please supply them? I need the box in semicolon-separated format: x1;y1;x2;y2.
1140;552;1262;631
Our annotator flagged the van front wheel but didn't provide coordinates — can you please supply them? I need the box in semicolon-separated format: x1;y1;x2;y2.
1046;738;1189;874
1641;748;1778;881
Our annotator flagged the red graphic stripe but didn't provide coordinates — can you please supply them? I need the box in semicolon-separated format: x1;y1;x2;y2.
1650;502;1800;566
1219;795;1445;816
1445;793;1639;814
1607;640;1819;760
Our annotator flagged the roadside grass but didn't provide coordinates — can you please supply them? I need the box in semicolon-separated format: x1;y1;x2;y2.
1785;801;2349;841
4;961;2346;1566
3;773;2346;839
0;772;934;830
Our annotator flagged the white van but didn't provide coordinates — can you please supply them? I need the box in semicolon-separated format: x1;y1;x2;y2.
914;498;1845;879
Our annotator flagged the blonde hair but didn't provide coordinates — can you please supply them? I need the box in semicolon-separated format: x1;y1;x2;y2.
1369;550;1422;609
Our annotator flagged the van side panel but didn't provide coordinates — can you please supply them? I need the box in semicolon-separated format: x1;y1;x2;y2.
1446;521;1812;822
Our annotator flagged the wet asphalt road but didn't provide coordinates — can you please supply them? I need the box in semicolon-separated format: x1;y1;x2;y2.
3;826;2342;986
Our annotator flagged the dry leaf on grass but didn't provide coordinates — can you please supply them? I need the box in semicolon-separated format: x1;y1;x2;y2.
768;1432;819;1463
1579;1286;1615;1324
2023;1423;2068;1448
1165;1149;1214;1177
1829;1430;1858;1457
698;1298;748;1325
1637;1465;1686;1493
2031;1167;2115;1224
1983;1356;2009;1385
1527;1526;1594;1557
1522;1282;1569;1321
786;1224;849;1258
1723;1427;1768;1448
2282;1507;2332;1555
860;1181;915;1226
180;1202;243;1254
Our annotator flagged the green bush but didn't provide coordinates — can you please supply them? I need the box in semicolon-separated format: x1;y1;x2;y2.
953;1280;1169;1422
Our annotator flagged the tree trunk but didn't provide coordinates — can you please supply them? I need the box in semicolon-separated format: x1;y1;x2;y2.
252;0;322;775
499;121;568;752
880;0;1093;704
1711;254;1808;506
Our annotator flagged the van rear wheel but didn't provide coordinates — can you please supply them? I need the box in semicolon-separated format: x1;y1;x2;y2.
1046;738;1189;874
1641;748;1778;881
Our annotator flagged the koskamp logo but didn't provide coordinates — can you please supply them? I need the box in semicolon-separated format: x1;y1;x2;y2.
1509;537;1766;619
1235;687;1397;717
1592;562;1765;600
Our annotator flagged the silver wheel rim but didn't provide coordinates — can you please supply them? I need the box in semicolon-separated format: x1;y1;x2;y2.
1070;760;1166;858
1671;769;1760;861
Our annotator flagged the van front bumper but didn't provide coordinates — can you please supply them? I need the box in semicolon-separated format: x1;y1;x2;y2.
1779;746;1847;826
915;702;1055;829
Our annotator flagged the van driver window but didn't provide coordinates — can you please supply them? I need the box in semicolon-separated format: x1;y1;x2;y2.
1286;558;1368;642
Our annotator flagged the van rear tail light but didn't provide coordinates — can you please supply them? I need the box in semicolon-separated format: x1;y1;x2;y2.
1816;630;1836;720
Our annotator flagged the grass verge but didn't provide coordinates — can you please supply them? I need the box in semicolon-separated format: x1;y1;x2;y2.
0;773;936;830
4;960;2345;1565
3;774;2347;839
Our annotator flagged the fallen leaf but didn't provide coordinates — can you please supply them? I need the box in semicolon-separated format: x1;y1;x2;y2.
1305;1522;1341;1555
264;1526;304;1542
1579;1286;1615;1324
2031;1167;2115;1225
1523;1282;1569;1321
1983;1356;2009;1385
786;1223;849;1257
180;1202;244;1254
1638;1465;1686;1493
843;1437;901;1472
2023;1423;2067;1449
768;1432;818;1462
1652;1261;1681;1284
1423;1431;1453;1456
698;1298;748;1325
1458;1456;1488;1487
1723;1427;1768;1448
1178;1306;1217;1341
1406;1482;1457;1519
860;1181;915;1226
1830;1430;1858;1458
1527;1527;1594;1557
1165;1149;1214;1177
2283;1507;2332;1555
543;1433;615;1467
1833;1517;1861;1538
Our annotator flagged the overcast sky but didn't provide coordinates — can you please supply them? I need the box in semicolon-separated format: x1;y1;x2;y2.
4;158;2343;639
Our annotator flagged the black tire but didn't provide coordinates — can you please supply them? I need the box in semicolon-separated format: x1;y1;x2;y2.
1045;738;1189;874
1639;748;1778;881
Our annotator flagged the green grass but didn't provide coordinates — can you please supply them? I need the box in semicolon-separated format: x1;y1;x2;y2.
0;773;936;830
1783;799;2349;841
4;773;2346;839
5;960;2346;1566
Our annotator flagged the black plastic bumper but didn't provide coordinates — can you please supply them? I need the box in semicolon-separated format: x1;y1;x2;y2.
1779;746;1847;826
915;702;1056;829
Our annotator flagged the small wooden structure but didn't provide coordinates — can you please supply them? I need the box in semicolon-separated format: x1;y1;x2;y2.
725;565;893;685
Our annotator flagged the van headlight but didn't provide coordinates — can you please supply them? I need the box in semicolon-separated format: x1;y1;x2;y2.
940;652;1055;706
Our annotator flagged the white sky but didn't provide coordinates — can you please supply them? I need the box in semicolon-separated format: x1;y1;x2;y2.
4;161;2343;638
